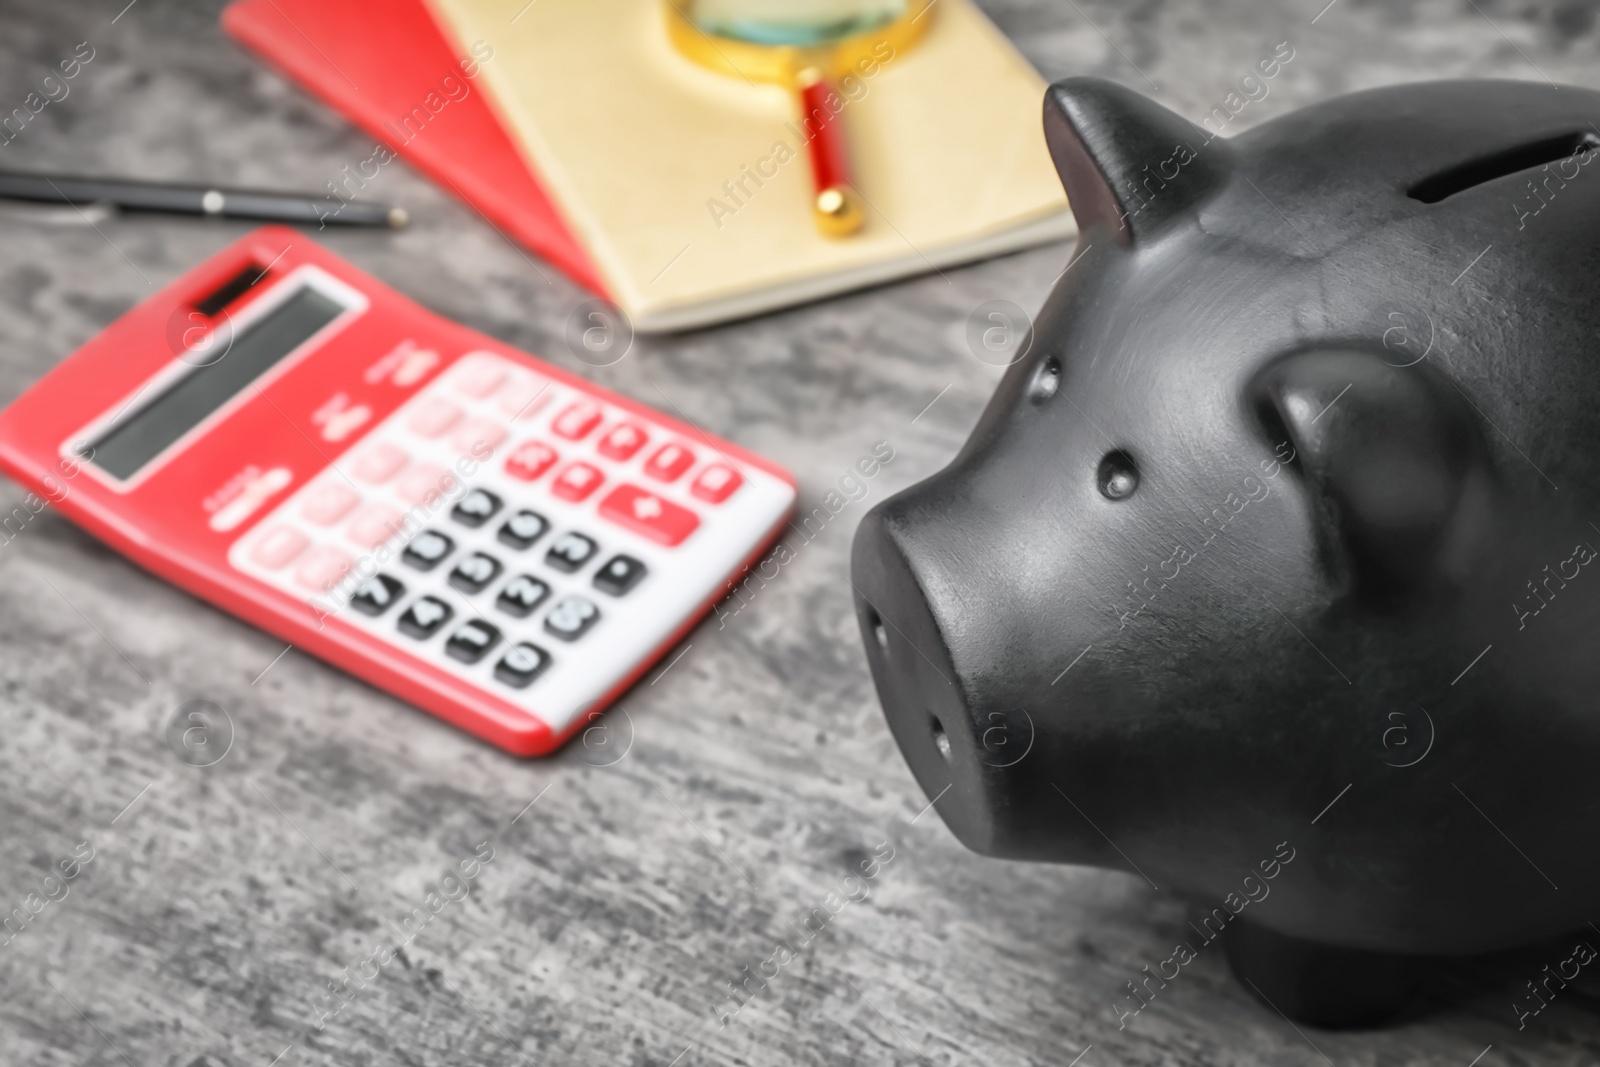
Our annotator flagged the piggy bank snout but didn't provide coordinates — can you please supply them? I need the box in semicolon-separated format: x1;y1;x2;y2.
851;499;1012;856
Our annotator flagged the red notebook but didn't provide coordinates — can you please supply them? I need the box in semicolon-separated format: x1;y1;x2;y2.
220;0;608;298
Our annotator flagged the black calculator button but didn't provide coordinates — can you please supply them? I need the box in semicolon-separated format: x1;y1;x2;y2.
494;642;551;688
445;619;501;663
448;552;503;594
544;595;600;641
593;554;647;596
351;574;406;616
402;530;455;571
496;574;551;617
545;531;598;573
497;509;550;550
451;488;502;528
398;596;453;639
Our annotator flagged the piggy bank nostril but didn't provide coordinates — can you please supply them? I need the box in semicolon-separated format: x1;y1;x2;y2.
1098;449;1140;500
862;606;888;650
930;716;953;762
1030;356;1061;401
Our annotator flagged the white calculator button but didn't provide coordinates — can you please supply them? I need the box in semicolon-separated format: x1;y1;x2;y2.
303;482;361;526
498;377;551;420
250;526;309;569
353;443;409;484
407;399;464;439
451;417;508;456
348;504;405;549
396;463;457;504
454;360;508;399
294;546;354;593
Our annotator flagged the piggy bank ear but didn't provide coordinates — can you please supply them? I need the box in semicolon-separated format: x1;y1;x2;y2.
1253;349;1492;597
1044;77;1232;245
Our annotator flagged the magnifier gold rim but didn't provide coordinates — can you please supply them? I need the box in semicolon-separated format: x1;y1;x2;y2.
663;0;936;87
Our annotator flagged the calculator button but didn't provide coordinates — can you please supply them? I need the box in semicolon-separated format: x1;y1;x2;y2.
350;574;405;616
396;463;457;504
643;443;695;482
398;596;453;639
552;401;602;440
452;418;508;456
295;547;354;593
598;422;649;461
498;509;550;550
499;377;552;420
250;526;309;569
407;399;464;439
545;595;600;641
594;554;648;596
691;463;743;504
445;619;502;663
402;530;455;571
451;488;503;528
496;574;551;617
302;483;361;526
545;531;598;572
494;642;551;688
598;485;700;547
448;552;503;594
353;443;409;484
552;462;604;502
454;360;508;398
505;440;559;481
347;504;405;548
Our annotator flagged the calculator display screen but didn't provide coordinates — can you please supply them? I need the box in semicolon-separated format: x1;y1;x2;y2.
89;286;346;479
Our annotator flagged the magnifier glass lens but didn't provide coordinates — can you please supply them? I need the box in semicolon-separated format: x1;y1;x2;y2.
687;0;907;45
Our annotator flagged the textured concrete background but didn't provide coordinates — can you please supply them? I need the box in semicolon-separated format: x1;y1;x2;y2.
0;1;1597;1065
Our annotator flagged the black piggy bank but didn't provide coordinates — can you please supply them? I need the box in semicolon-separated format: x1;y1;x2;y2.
852;77;1600;1028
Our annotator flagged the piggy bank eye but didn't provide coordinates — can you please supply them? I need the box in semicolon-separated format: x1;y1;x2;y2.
1098;450;1139;500
1029;356;1061;401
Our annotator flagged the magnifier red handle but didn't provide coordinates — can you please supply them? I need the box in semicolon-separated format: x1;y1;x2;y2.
797;73;865;237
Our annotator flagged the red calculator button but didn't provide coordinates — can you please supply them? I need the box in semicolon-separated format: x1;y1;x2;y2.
598;422;649;461
552;401;602;440
407;399;464;439
455;360;507;398
353;443;408;484
452;417;508;456
599;485;700;546
250;526;309;569
643;442;694;482
690;463;742;504
551;462;604;502
396;463;457;504
499;377;552;420
348;504;404;548
505;440;558;481
302;483;361;526
295;546;354;593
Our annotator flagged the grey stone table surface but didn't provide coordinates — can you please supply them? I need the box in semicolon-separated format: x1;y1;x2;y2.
1;1;1598;1065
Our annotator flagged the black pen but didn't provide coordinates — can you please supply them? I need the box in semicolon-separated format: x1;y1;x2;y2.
0;170;407;228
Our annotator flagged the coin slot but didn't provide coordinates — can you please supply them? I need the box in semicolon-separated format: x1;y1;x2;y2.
1408;131;1600;204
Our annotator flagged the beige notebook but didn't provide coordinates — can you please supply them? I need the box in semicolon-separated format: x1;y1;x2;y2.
426;0;1074;331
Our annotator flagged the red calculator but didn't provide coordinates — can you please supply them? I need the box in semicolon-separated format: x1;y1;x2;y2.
0;228;796;755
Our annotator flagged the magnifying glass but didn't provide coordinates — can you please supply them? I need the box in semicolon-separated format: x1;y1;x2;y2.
665;0;934;237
